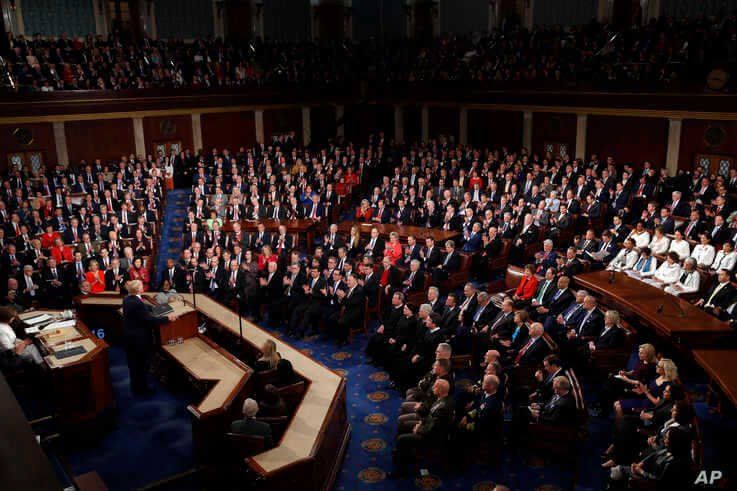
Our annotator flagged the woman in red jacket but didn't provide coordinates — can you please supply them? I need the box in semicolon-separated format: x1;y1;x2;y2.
50;237;73;264
384;232;403;265
513;264;538;304
258;245;279;271
355;199;373;222
85;260;106;294
128;257;150;292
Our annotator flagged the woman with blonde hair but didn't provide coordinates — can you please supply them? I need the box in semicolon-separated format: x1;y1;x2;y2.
615;357;679;417
347;225;362;258
385;231;403;264
255;339;281;372
602;343;658;411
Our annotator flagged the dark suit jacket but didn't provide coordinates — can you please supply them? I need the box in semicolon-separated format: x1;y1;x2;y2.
423;246;443;268
417;396;453;442
701;282;736;309
544;289;574;317
516;336;550;367
595;326;626;349
539;392;577;427
230;418;274;448
402;269;424;292
438;251;461;273
122;295;168;350
339;286;365;325
573;308;604;339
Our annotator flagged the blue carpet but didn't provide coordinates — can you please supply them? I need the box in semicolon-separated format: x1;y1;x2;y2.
272;326;608;491
65;346;195;490
155;189;189;285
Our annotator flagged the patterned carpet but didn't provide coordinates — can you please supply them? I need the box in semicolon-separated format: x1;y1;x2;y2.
271;326;606;491
155;189;189;286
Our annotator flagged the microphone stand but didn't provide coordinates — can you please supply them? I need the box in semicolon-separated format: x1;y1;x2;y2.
236;291;244;352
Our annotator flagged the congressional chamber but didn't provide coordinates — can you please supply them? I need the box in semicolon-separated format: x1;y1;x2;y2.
2;1;737;491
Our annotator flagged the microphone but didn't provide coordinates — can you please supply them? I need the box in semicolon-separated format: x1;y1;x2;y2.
608;270;616;284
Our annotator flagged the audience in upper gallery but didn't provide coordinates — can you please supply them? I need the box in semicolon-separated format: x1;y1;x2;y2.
7;12;737;92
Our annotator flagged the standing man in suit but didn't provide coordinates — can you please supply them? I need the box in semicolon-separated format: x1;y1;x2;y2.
122;280;177;396
333;274;365;346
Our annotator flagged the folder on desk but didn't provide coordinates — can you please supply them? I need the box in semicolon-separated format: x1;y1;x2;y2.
23;314;53;325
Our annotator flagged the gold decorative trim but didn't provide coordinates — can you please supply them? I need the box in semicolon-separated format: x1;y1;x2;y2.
0;102;735;125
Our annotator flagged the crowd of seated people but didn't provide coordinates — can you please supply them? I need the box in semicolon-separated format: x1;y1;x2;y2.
0;157;164;371
6;12;736;92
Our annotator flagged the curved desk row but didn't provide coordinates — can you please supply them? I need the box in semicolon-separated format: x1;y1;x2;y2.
573;271;731;345
76;293;350;491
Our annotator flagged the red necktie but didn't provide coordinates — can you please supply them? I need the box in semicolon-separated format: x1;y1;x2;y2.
515;339;534;364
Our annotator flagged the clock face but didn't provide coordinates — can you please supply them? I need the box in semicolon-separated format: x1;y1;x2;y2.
159;119;176;136
704;125;726;149
12;127;33;146
706;68;729;91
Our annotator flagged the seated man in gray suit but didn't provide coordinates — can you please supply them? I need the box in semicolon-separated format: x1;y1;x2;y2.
230;398;274;448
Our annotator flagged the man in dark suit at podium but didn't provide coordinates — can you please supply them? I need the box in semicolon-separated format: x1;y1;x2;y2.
122;280;177;396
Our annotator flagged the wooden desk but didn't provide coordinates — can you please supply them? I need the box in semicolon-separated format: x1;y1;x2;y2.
693;350;737;410
337;221;462;244
163;334;252;458
574;271;731;344
178;293;349;490
76;293;349;491
221;219;319;247
25;312;114;426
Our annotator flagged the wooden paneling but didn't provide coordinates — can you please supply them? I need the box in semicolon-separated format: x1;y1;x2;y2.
65;119;135;165
586;115;668;166
310;106;337;145
429;106;459;141
0;122;57;173
468;109;523;149
264;108;303;145
142;115;194;156
200;111;256;151
316;3;345;41
531;112;578;158
344;104;394;142
678;120;737;172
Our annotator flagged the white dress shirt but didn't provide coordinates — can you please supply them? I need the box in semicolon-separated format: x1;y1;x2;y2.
628;230;651;248
691;244;715;267
664;269;701;296
712;250;737;272
607;247;638;271
644;261;682;286
668;239;691;260
648;235;670;255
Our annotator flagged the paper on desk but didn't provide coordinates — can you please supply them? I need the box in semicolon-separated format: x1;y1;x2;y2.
24;314;52;325
25;325;42;335
46;320;76;330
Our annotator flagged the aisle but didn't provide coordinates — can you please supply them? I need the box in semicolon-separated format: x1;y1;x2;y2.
155;189;190;285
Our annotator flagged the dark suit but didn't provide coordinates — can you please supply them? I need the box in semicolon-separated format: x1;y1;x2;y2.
395;396;453;469
122;295;169;394
230;418;274;448
538;392;577;427
335;286;365;343
432;251;461;282
595;326;626;349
